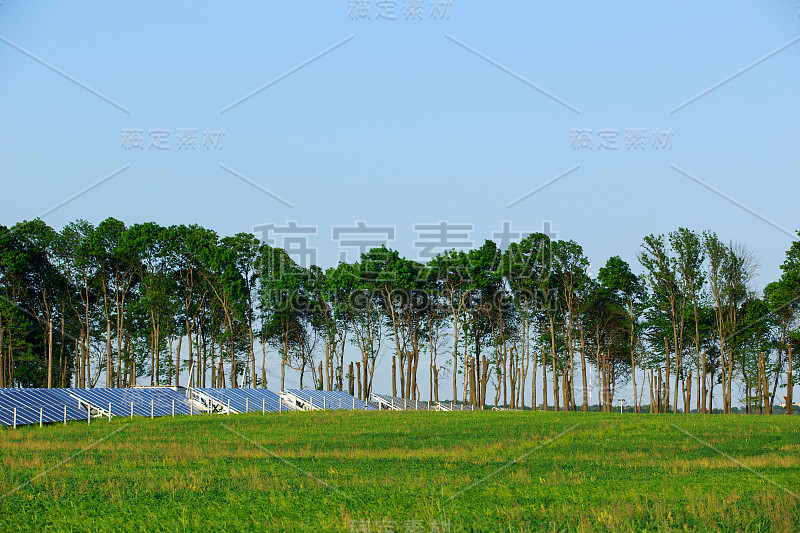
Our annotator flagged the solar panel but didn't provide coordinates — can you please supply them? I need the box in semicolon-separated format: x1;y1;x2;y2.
372;393;431;410
191;388;293;414
69;387;194;418
436;402;474;411
283;389;377;411
0;389;88;427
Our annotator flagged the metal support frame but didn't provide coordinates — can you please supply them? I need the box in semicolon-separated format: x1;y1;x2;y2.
75;397;108;419
279;391;321;411
188;388;236;414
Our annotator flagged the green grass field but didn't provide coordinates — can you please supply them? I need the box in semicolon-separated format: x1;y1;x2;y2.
1;411;798;532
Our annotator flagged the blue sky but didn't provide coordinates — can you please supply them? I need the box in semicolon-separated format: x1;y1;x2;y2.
1;1;798;399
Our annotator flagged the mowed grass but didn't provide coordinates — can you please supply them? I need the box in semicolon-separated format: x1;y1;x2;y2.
0;410;798;532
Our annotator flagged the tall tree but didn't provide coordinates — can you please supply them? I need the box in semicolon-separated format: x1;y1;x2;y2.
670;228;705;414
598;256;645;412
639;234;683;412
703;233;758;413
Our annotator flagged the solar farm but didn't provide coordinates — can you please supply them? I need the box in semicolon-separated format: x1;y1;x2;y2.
1;390;799;531
0;387;414;428
0;387;488;429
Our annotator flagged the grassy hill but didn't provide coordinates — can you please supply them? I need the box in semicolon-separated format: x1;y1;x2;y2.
1;411;798;532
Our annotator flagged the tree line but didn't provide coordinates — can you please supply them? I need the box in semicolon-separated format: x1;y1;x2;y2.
0;218;797;414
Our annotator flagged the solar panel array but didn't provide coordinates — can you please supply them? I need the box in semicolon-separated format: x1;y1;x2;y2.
192;388;293;414
0;389;88;426
372;393;431;411
282;389;377;411
70;387;194;417
1;386;477;428
437;402;475;411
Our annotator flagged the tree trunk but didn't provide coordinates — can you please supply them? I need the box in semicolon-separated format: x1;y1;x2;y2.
429;362;433;403
630;354;636;413
451;316;459;405
701;352;707;414
597;356;602;412
126;331;133;387
549;318;558;411
604;355;611;412
60;310;66;388
657;367;663;414
392;356;397;397
80;330;87;388
230;335;237;389
709;368;715;413
150;328;155;386
116;301;125;389
663;337;670;413
552;353;560;412
0;327;4;388
727;348;734;414
452;340;457;403
211;333;216;388
530;344;538;411
410;350;418;401
745;374;751;414
185;317;193;388
47;319;53;388
480;354;490;409
106;320;112;388
503;351;508;408
788;343;793;415
541;346;547;411
569;345;575;411
404;350;410;399
261;339;266;389
462;340;469;404
674;341;681;415
248;322;256;390
684;370;692;414
73;336;79;388
348;362;355;396
467;356;473;406
356;362;362;399
695;357;700;414
473;330;480;405
324;342;330;391
760;352;771;415
175;336;182;387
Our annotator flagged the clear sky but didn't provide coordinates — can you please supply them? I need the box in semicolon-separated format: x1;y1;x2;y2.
1;1;798;402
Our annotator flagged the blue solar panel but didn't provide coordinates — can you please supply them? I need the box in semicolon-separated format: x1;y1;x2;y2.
69;387;194;418
285;389;376;410
441;402;474;411
0;389;88;427
372;393;431;410
192;388;292;414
